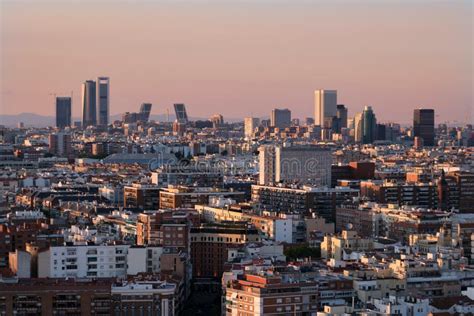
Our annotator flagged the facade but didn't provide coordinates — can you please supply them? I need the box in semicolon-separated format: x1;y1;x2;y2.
354;112;363;143
0;277;180;316
139;103;152;122
334;104;348;132
321;230;373;260
259;145;332;186
96;77;110;126
151;165;223;187
361;180;439;209
111;279;177;316
252;184;358;222
0;279;113;316
136;209;196;248
82;80;97;127
190;223;260;278
413;108;435;146
159;186;245;209
123;184;161;210
55;96;72;128
123;103;153;123
224;273;319;316
48;132;72;157
362;106;377;144
244;117;260;138
127;246;163;275
314;89;337;127
195;204;294;243
173;103;189;124
270;108;291;129
335;203;451;242
38;244;130;278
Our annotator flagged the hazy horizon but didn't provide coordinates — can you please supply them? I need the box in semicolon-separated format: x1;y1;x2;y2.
1;0;473;124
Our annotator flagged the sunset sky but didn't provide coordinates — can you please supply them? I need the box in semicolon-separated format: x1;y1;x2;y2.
1;0;472;124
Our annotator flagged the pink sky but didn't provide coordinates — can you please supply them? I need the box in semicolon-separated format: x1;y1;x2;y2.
1;1;472;123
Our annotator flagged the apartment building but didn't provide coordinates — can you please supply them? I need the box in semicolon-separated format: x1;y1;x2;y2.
224;273;319;316
190;223;260;278
252;184;358;221
159;186;245;209
38;244;130;278
123;184;161;210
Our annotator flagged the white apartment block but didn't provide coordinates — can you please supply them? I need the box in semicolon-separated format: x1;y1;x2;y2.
38;244;130;278
127;246;164;275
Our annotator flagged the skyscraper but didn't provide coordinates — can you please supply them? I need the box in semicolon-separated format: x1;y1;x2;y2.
413;109;435;146
82;80;96;127
270;108;291;128
139;103;152;122
55;97;71;129
354;106;377;144
174;103;189;124
334;104;348;133
362;106;377;144
354;112;363;143
314;90;337;127
96;77;110;126
244;117;260;139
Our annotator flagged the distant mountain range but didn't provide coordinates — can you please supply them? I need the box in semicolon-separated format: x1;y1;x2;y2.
0;113;244;127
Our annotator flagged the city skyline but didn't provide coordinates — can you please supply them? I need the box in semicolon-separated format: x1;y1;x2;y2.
1;1;472;124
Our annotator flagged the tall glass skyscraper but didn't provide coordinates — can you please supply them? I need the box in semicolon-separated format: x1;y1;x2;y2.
55;97;71;129
362;106;377;144
82;80;96;127
97;77;110;126
174;103;189;124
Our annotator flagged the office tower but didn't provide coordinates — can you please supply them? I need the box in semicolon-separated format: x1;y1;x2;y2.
305;117;314;126
354;113;363;143
270;108;291;128
139;103;152;122
362;106;377;144
259;144;332;186
314;89;337;127
96;77;110;126
81;80;96;127
123;103;153;124
413;109;435;146
55;97;71;129
335;104;348;132
174;103;189;124
244;117;260;138
48;132;71;157
354;106;377;144
376;123;387;141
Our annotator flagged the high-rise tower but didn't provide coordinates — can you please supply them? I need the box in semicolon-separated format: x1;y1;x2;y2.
82;80;97;127
314;90;337;127
56;97;71;129
97;77;110;126
413;109;435;146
